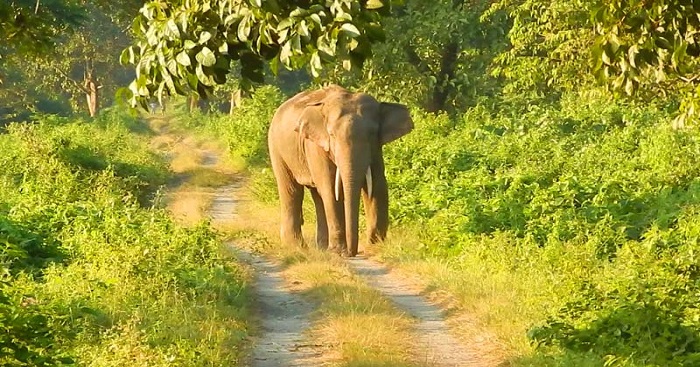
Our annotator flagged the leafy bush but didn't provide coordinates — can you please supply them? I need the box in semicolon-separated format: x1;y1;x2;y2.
0;111;250;366
382;89;700;366
180;85;284;167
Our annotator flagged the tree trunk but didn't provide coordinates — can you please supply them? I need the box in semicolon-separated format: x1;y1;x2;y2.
229;89;242;115
189;95;199;113
83;61;99;117
426;42;459;113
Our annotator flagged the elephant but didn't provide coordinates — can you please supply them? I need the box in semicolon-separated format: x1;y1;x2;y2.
267;85;414;257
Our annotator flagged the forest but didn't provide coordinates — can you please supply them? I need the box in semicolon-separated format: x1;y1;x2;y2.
2;0;700;366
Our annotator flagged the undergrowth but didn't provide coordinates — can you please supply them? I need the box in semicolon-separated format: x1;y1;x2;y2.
187;85;700;367
0;107;250;366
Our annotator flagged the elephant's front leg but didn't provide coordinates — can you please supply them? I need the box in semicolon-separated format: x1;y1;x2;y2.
306;151;346;255
313;171;346;255
279;183;305;247
309;188;328;249
362;159;389;244
320;193;346;255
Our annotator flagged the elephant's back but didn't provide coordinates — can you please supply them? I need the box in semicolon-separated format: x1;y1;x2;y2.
270;90;312;130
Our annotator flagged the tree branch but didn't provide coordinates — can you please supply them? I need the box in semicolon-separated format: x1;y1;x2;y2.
51;65;89;94
405;45;432;75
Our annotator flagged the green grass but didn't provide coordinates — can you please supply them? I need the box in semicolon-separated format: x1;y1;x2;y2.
0;107;251;366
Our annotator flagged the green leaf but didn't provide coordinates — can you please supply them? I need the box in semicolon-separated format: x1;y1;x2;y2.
291;34;301;54
277;18;294;31
309;14;322;25
166;19;180;38
196;64;214;86
340;23;361;38
238;15;251;42
624;77;634;96
196;47;216;67
602;49;612;65
299;20;310;38
366;0;385;9
628;44;639;68
280;42;292;67
671;41;688;69
199;31;212;44
176;51;191;66
184;40;197;49
310;51;321;77
119;48;130;65
270;56;280;75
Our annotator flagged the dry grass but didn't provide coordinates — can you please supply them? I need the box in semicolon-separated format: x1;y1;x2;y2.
220;184;423;366
148;116;242;226
166;187;213;226
275;248;421;367
374;228;518;364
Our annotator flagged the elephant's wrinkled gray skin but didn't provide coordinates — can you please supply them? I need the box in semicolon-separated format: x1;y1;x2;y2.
268;85;414;257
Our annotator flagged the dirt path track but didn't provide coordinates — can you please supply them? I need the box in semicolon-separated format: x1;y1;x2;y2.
202;151;323;366
349;257;497;367
161;122;504;367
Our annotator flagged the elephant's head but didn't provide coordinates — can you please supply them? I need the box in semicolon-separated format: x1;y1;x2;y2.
294;85;413;255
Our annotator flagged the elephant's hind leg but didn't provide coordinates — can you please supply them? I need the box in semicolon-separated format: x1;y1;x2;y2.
271;159;306;247
309;188;329;249
279;182;305;247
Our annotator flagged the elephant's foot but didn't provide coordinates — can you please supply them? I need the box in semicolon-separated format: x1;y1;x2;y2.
281;228;304;248
328;244;348;257
315;237;329;250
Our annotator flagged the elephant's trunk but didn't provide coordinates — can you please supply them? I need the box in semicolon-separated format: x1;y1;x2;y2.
341;162;366;257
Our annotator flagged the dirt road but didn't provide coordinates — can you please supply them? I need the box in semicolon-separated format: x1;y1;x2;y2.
157;118;504;367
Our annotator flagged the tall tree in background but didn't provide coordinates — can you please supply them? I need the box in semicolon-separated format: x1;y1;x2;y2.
590;0;700;125
1;1;141;119
325;0;510;113
485;0;594;101
0;0;84;59
489;0;700;123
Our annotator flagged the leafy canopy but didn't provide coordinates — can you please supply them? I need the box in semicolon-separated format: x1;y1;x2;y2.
0;0;84;59
591;0;700;125
122;0;395;108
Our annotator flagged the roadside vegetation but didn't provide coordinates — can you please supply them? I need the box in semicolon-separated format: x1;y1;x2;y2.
182;82;700;367
0;108;250;366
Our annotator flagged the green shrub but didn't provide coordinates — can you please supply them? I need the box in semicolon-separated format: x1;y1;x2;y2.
181;85;284;167
382;89;700;366
0;111;249;366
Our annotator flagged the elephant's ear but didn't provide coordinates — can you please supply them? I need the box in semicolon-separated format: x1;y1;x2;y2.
379;102;414;144
295;103;330;152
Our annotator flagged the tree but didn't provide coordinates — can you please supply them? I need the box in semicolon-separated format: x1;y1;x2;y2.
121;0;395;108
323;0;509;113
0;0;84;59
1;1;142;118
485;0;595;101
590;0;700;125
42;4;135;117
